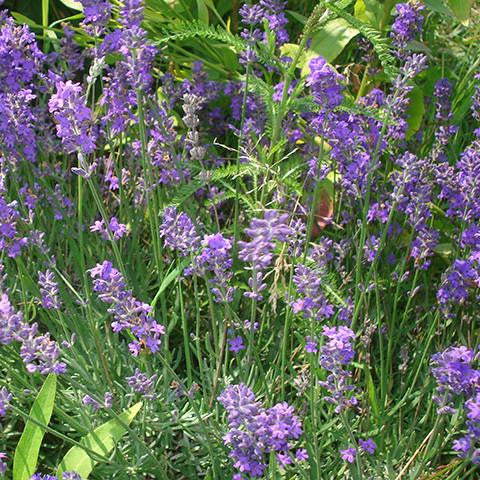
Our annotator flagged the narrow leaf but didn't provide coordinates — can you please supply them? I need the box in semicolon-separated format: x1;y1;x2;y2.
13;374;57;480
57;402;142;479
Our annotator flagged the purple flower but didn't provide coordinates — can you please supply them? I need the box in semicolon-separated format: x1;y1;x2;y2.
89;261;165;356
82;393;112;411
305;336;318;354
127;368;157;398
0;387;11;416
48;80;96;154
160;206;200;257
228;336;245;354
239;211;294;300
0;196;28;258
218;384;302;477
359;438;377;454
319;326;357;413
90;217;128;241
38;270;61;310
30;475;57;480
306;57;344;109
0;452;6;476
340;447;357;463
19;324;67;375
0;16;44;94
390;2;424;53
434;78;453;123
295;448;308;461
193;233;235;303
239;4;265;25
0;292;24;345
259;0;289;46
79;0;111;33
62;473;81;480
431;346;479;414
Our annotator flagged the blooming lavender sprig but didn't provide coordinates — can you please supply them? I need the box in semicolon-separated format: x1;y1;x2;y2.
38;269;61;310
160;206;200;257
127;368;157;398
1;291;65;374
82;392;113;411
30;474;57;480
194;233;235;303
90;217;128;241
239;210;294;300
89;261;165;356
182;93;206;162
259;0;289;47
386;54;428;141
0;387;11;416
0;452;6;476
218;384;303;477
306;56;344;110
319;326;357;413
431;346;479;414
19;323;67;374
390;2;424;54
290;263;333;321
0;195;28;258
78;0;111;34
49;80;96;154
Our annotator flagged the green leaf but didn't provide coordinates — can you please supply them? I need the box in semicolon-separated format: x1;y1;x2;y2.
58;0;83;11
13;374;57;480
423;0;454;16
11;12;43;29
57;402;143;479
354;0;383;27
196;0;209;24
309;18;359;63
405;87;425;140
365;366;381;421
447;0;472;22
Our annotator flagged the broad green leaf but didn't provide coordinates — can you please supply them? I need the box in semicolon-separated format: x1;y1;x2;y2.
309;18;359;63
405;87;425;140
423;0;454;16
58;0;83;11
196;0;209;24
13;374;57;480
447;0;472;22
57;402;142;479
354;0;383;28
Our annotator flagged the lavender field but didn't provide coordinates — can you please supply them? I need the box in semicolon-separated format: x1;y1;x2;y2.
0;0;479;478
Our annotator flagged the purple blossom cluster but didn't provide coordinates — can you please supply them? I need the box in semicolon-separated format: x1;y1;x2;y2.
90;216;128;241
127;368;157;398
239;210;294;300
390;2;424;53
319;326;357;413
0;292;65;374
431;346;480;462
48;80;96;154
38;270;61;310
218;384;303;477
89;261;165;356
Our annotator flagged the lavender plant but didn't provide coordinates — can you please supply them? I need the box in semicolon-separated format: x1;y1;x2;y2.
0;0;478;479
